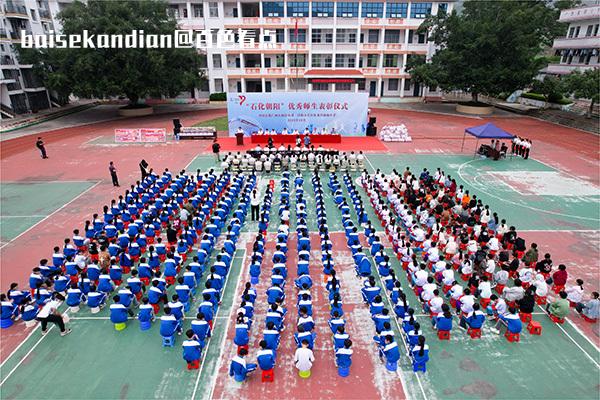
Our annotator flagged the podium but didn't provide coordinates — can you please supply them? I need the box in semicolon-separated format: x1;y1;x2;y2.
236;132;244;146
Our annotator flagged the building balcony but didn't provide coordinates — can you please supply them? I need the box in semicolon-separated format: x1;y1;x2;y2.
553;36;600;49
558;5;600;23
179;20;206;30
544;63;598;75
39;9;52;20
406;43;428;53
0;29;8;39
4;2;28;17
223;66;307;78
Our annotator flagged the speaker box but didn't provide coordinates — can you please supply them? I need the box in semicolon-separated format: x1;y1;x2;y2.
369;117;377;125
366;126;377;136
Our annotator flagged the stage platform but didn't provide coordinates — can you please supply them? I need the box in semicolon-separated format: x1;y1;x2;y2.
250;133;342;144
211;136;388;152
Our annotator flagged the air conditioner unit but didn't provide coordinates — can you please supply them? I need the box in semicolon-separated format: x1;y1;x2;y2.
317;13;325;17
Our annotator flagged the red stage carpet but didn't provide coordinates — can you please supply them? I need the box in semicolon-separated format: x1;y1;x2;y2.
208;136;388;153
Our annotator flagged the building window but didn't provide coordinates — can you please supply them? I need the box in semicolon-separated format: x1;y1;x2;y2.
290;79;307;90
263;2;284;17
594;24;599;36
212;54;222;68
336;2;359;17
336;29;357;43
336;82;352;91
287;1;309;17
404;79;411;91
214;78;223;92
313;2;334;17
585;25;594;36
276;78;285;90
574;26;580;37
275;29;285;42
384;30;400;43
30;9;37;21
386;2;408;18
193;4;203;18
388;78;399;90
289;28;307;43
438;3;448;15
362;2;383;18
366;54;379;67
410;3;432;19
336;54;356;67
568;27;575;38
368;29;380;43
312;29;333;43
313;82;329;91
384;54;398;67
312;54;332;67
209;2;219;18
276;54;285;67
289;54;306;67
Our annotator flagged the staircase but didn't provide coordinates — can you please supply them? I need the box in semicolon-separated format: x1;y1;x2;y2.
0;103;15;119
0;102;99;133
530;108;600;134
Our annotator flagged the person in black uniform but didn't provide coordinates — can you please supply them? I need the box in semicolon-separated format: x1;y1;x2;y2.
36;137;48;159
109;161;119;187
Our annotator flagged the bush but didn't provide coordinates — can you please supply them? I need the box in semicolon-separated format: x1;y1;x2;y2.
209;92;226;101
521;92;572;105
521;92;546;101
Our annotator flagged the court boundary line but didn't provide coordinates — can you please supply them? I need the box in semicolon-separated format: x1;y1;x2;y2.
0;326;39;370
207;248;247;400
0;181;102;250
0;215;48;218
565;317;600;353
1;180;101;184
190;247;245;400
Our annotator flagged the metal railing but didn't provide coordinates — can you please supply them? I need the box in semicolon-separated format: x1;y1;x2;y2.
4;3;28;16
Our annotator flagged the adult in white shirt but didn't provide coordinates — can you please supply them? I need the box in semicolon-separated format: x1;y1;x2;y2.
37;297;71;336
282;128;288;135
294;340;315;374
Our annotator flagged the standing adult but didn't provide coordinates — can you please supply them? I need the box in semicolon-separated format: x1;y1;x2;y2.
250;189;260;221
37;294;71;336
109;161;119;187
139;159;149;180
212;138;221;162
36;137;48;159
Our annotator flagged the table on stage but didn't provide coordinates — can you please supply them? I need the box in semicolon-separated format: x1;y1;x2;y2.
250;134;342;144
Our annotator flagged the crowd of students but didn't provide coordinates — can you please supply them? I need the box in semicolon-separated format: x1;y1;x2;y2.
221;147;366;174
358;166;598;343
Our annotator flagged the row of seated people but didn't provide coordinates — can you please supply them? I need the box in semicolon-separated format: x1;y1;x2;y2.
230;183;276;381
222;150;367;173
249;127;339;136
311;172;354;377
336;172;430;372
1;169;233;329
361;167;597;342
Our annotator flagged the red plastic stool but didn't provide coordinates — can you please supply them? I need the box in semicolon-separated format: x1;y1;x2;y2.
495;284;505;294
237;345;249;355
505;331;520;343
480;298;491;309
549;314;565;324
535;295;547;305
582;315;598;323
528;321;542;335
187;360;200;370
520;313;532;323
261;369;274;382
467;327;481;339
437;330;450;340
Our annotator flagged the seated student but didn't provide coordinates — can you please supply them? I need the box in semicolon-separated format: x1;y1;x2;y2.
294;339;315;376
263;321;281;351
489;294;508;318
576;292;600;322
168;294;185;321
379;335;400;369
198;294;215;329
464;303;486;330
298;308;315;331
333;326;350;350
552;264;568;293
98;270;115;294
1;294;20;321
229;348;257;382
329;311;346;334
335;339;353;371
406;322;423;348
517;287;536;315
21;302;39;324
402;308;417;334
257;340;276;371
295;274;313;290
138;297;155;324
110;295;133;325
87;285;107;310
66;283;85;308
234;315;250;348
432;304;453;331
361;278;381;304
491;306;522;335
411;335;430;366
546;291;570;320
191;313;211;346
294;325;316;350
373;308;391;334
265;303;284;330
182;329;202;370
369;295;385;317
160;306;182;337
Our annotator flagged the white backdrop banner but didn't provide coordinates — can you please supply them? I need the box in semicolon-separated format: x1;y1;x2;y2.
226;92;368;136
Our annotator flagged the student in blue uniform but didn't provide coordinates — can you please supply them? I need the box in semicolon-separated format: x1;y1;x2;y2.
380;335;400;370
234;315;250;348
432;304;453;332
464;303;486;330
257;340;276;371
411;335;429;369
138;297;155;324
87;285;107;309
263;321;281;352
110;295;132;324
335;339;353;372
160;306;182;337
191;313;211;346
182;329;202;370
294;325;316;350
229;348;257;382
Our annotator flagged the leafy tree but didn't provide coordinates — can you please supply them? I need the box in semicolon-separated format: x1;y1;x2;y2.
409;1;566;102
530;76;565;105
19;0;204;106
563;69;600;117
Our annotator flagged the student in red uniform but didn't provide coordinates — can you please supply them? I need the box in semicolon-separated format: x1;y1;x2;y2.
552;264;568;294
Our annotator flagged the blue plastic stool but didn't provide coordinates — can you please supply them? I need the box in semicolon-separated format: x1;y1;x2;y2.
250;276;259;285
413;361;427;373
385;360;398;372
0;319;14;329
338;366;350;377
140;320;151;331
162;335;175;347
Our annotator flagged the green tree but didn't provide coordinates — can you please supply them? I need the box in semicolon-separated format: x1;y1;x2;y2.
531;76;565;105
563;69;600;117
19;0;204;106
409;1;565;102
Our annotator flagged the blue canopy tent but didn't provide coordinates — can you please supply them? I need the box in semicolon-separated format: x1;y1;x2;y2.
461;122;516;153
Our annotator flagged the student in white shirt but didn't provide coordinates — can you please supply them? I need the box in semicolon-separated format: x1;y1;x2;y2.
294;339;315;375
37;294;71;336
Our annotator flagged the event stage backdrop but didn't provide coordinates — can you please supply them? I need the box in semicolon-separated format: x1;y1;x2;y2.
227;92;368;136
